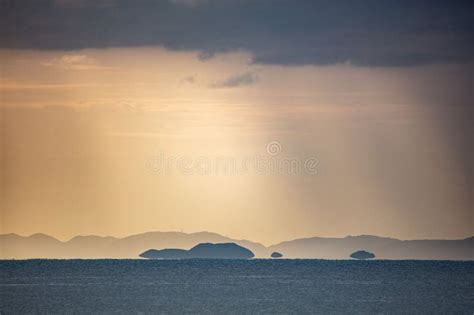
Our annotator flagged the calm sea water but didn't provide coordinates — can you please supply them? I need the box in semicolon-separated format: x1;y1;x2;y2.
1;260;473;314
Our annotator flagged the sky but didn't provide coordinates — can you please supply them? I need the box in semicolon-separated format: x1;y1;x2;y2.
1;0;473;245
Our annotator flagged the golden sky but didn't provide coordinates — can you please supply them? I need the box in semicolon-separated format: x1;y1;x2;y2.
1;47;472;244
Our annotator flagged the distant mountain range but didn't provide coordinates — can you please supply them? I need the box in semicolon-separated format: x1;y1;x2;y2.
269;235;473;260
0;232;267;259
1;232;472;260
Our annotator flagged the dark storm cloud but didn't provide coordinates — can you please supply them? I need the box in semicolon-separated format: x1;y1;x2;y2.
1;0;473;66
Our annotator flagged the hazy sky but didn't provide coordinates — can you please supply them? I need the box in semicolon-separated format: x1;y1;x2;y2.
1;0;473;244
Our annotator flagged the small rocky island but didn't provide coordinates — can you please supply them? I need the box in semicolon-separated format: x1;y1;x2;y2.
271;252;283;258
139;242;255;259
350;250;376;260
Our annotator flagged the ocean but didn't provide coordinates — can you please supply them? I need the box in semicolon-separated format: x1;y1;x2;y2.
1;259;473;314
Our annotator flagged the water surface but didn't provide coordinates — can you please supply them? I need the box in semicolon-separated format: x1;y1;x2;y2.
1;260;473;314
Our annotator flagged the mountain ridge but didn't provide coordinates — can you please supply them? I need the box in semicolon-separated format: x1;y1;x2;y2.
1;232;472;260
0;231;267;259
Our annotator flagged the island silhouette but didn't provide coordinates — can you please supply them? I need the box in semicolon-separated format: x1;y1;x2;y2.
350;250;376;260
139;243;255;259
271;252;283;258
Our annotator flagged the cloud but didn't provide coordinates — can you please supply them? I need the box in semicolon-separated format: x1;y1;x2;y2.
210;72;258;88
1;0;473;67
179;75;196;86
0;82;97;90
169;0;209;7
197;51;215;61
54;0;117;8
42;54;101;70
